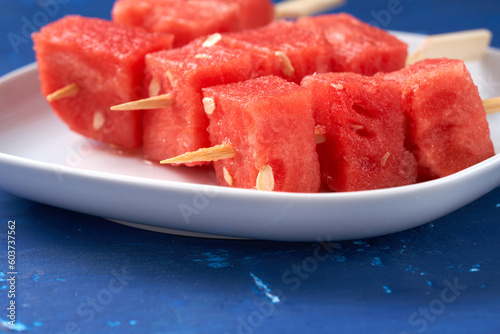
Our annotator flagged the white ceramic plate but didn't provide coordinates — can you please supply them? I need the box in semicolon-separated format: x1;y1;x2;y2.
1;32;500;241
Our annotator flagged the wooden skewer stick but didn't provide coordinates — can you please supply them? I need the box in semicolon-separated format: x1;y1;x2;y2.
46;83;79;102
484;97;500;115
160;129;326;165
407;29;492;65
110;93;174;111
160;97;499;165
275;0;345;18
160;143;236;165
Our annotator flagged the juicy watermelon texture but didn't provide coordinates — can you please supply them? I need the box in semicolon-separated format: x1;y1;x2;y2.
143;43;258;164
112;0;274;48
220;20;331;84
204;76;320;193
302;72;417;192
297;13;408;75
228;0;275;30
33;15;173;150
381;58;495;180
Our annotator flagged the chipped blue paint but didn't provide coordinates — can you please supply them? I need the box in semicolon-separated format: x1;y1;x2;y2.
56;278;67;282
193;251;231;268
330;255;345;263
0;320;28;332
371;257;383;266
33;321;43;327
107;321;121;327
250;272;280;304
129;320;137;326
427;281;433;287
353;240;369;247
469;264;481;272
32;274;40;283
383;285;392;294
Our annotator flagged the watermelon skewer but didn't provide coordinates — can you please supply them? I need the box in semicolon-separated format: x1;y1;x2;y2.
33;15;175;150
111;0;345;48
162;75;321;193
160;59;496;192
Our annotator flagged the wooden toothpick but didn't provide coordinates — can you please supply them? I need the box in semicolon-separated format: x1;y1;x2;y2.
407;29;492;65
160;143;236;165
46;83;79;102
110;93;174;110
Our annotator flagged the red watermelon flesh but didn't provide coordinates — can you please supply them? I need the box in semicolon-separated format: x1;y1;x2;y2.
112;0;274;48
380;58;495;180
203;76;320;192
143;43;259;165
32;15;174;150
301;72;417;192
297;13;408;76
226;0;275;30
219;20;331;84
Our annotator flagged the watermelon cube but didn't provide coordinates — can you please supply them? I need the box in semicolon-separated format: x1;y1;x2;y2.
301;72;417;192
297;13;408;75
143;42;258;164
219;20;331;83
380;58;495;180
32;15;174;150
112;0;274;47
203;76;320;192
228;0;275;30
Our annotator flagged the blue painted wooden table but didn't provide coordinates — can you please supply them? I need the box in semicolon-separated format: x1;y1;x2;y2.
1;1;500;333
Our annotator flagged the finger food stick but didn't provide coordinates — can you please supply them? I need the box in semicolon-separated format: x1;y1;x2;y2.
406;29;492;65
275;0;346;18
159;129;328;165
162;144;274;190
109;91;500;117
145;94;500;165
484;97;500;115
45;83;79;102
110;93;174;111
158;96;499;170
51;28;493;103
160;144;235;164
